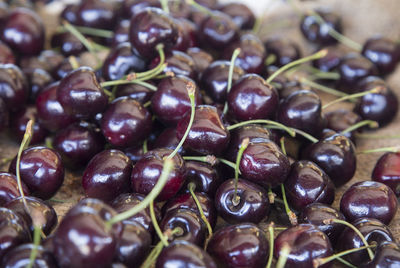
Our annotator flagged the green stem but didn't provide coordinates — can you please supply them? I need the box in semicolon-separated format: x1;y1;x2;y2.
301;78;347;97
265;125;319;143
268;187;275;204
140;240;164;268
185;0;214;16
218;158;240;173
266;224;274;268
280;137;287;155
322;88;381;110
356;133;400;139
223;48;242;114
62;21;96;54
150;200;168;247
357;146;400;154
313;244;376;267
160;0;169;13
336;257;357;268
341;120;378;134
68;56;80;70
276;243;291;268
142;140;148;154
233;138;249;206
227;119;295;137
182;155;218;166
27;225;41;268
59;25;113;38
281;184;297;225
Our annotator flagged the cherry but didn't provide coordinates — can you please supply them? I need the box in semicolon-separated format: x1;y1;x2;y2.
219;2;255;30
57;66;108;118
51;32;86;56
9;146;64;200
285;160;335;211
182;161;222;195
312;45;345;72
360;241;400;268
156;240;217;268
264;38;301;67
372;152;400;196
1;243;58;268
53;57;77;80
115;82;155;104
173;18;197;51
227;74;279;121
149;50;196;79
215;178;269;224
75;0;117;30
302;134;356;187
111;19;130;47
0;173;29;206
0;8;44;55
168;1;191;20
300;10;342;45
274;224;333;268
61;4;79;25
362;37;400;75
207;223;269;268
129;7;178;58
0;41;15;64
11;107;48;145
0;64;29;112
24;68;54;103
152;127;186;155
131;148;185;201
187;47;213;79
299;203;346;244
340;181;398;225
20;50;64;78
122;0;160;18
325;108;362;141
176;105;230;156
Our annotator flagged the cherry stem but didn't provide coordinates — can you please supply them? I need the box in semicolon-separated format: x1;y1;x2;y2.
324;218;374;260
142;140;148;154
300;78;348;97
160;0;170;13
302;65;341;80
68;56;80;70
167;82;196;159
264;54;277;66
182;155;218;166
186;0;214;16
266;49;328;84
60;25;113;38
227;119;296;137
188;183;213;249
280;137;287;155
27;225;41;268
341;120;379;134
336;257;357;268
276;243;291;268
266;125;319;143
266;223;274;268
150;199;168;247
268;187;275;204
106;158;174;228
313;244;376;267
280;183;297;225
231;138;249;207
219;158;240;172
357;146;400;154
356;133;400;139
143;101;151;108
223;48;242;114
322;87;381;110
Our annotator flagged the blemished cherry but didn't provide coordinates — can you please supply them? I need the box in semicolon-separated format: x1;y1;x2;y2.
372;152;400;196
313;45;346;72
274;224;333;268
1;243;58;268
0;173;30;206
101;97;152;148
11;107;48;145
156;240;217;268
57;66;108;118
0;41;15;64
219;2;255;30
129;7;178;58
360;241;400;268
228;73;279;121
149;50;196;79
152;127;186;155
82;149;132;203
240;141;290;188
9;146;64;200
0;64;28;112
299;203;346;244
337;217;395;266
207;223;269;268
325;109;362;142
0;8;44;55
340;180;398;225
131;148;186;201
264;38;301;67
75;0;117;30
115;82;155;104
302;133;356;187
176;105;230;156
151;76;202;126
182;161;222;195
285;160;335;211
215;178;269;224
51;32;85;57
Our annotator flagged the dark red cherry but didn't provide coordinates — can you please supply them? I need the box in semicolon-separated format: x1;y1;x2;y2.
182;161;222;195
277;90;325;137
115;82;155;104
176;105;230;156
0;173;29;206
53;57;77;80
219;2;255;30
337;217;395;266
274;224;333;268
1;243;58;268
1;8;44;55
362;37;400;75
9;146;64;200
340;181;398;225
129;7;178;58
372;152;400;196
82;149;132;203
0;64;28;111
102;42;147;81
51;32;85;57
57;67;108;118
240;141;290;188
299;203;346;244
11;107;48;145
26;50;65;78
5;196;57;236
101;97;152;147
313;45;346;72
24;68;54;103
264;38;301;67
151;76;201;126
0;97;8;131
187;47;213;80
123;144;145;165
302;134;356;187
61;4;79;25
228;74;278;121
0;41;15;64
122;0;160;18
215;178;269;224
149;50;196;79
325;109;362;142
75;0;117;29
156;240;217;268
300;9;342;45
131;148;185;201
111;19;130;47
152;127;186;155
360;242;400;268
207;223;269;268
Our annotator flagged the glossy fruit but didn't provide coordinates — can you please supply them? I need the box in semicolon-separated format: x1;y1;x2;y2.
51;32;85;56
362;37;400;75
182;161;222;195
0;41;15;64
11;107;48;145
325;109;362;141
0;64;28;111
1;243;58;268
0;173;29;206
75;0;117;30
372;152;400;196
219;2;255;30
115;82;155;104
360;241;400;268
149;50;196;79
264;38;301;67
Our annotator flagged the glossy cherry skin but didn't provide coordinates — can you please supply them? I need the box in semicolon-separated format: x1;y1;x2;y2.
1;243;58;268
57;67;108;118
219;2;255;30
299;203;346;244
300;9;342;45
0;64;28;111
152;127;186;155
0;8;44;55
240;141;290;188
101;97;152;148
176;105;230;156
362;37;400;75
201;60;245;103
228;74;278;121
303;134;356;187
129;7;178;58
131;148;185;201
173;18;197;51
24;68;54;103
156;240;217;268
207;223;269;268
274;224;333;268
182;161;222;195
360;242;400;268
51;32;85;57
149;50;196;79
372;152;400;196
151;76;202;126
325;109;362;142
115;82;155;104
0;173;29;206
337;217;395;266
111;19;130;47
11;107;48;145
215;178;269;224
9;146;64;200
75;0;117;30
122;0;160;19
264;38;301;67
82;149;132;203
54;57;78;80
0;97;8;131
340;181;398;225
313;45;345;72
5;196;57;236
0;41;15;64
19;50;64;78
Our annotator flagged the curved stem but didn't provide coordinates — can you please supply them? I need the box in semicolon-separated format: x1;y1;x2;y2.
182;155;218;166
268;187;275;204
281;184;297;225
322;88;381;110
223;48;242;114
266;125;319;143
341;120;378;134
276;243;291;268
233;138;249;206
218;158;240;173
280;137;287;155
300;78;347;97
358;146;400;154
160;0;170;13
140;240;164;268
27;226;41;268
227;119;295;137
150;200;168;247
266;223;274;268
313;244;375;267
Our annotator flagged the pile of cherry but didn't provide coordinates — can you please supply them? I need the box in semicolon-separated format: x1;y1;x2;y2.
1;0;400;267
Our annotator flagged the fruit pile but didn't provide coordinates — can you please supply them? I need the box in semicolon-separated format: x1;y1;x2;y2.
0;0;399;267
